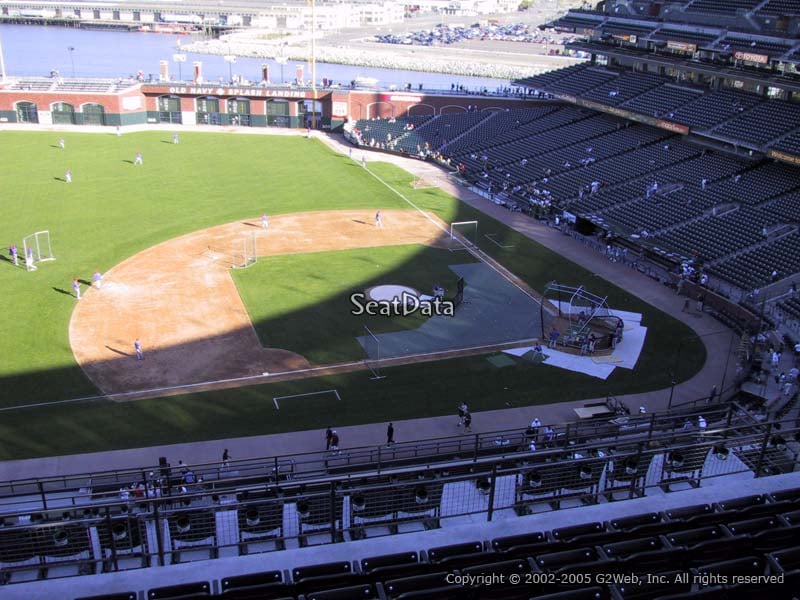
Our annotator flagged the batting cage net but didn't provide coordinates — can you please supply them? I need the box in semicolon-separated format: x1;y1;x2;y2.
22;230;55;271
232;233;257;269
449;221;478;251
363;326;385;380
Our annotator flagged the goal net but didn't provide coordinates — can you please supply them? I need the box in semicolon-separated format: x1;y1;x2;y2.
232;233;257;269
22;230;55;271
363;326;386;380
449;221;478;251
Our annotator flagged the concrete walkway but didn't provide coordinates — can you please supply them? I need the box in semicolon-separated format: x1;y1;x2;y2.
0;130;740;482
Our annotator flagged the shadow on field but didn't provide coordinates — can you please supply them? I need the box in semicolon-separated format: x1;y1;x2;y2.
242;222;261;228
52;287;75;297
351;219;369;225
121;160;134;164
53;177;66;182
105;345;132;357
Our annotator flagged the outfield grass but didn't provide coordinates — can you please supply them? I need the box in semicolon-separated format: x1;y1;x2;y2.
232;244;477;364
0;131;705;459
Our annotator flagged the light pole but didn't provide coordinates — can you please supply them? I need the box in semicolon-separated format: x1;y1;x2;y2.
67;46;75;77
276;41;288;84
224;54;236;84
0;33;7;83
172;53;186;82
276;56;288;84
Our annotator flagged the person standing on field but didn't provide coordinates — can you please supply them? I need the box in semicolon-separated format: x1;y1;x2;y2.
65;169;72;183
134;152;143;165
93;271;103;289
261;214;269;229
9;244;18;266
72;278;81;300
375;210;383;228
134;339;143;360
59;138;65;150
173;133;179;144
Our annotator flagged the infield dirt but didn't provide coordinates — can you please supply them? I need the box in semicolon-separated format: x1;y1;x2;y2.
69;209;446;397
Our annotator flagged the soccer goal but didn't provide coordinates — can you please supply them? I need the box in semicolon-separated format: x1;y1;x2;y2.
449;221;478;251
232;232;257;269
363;326;386;380
22;230;55;271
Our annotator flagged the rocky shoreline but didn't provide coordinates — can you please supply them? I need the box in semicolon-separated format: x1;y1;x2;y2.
182;34;580;80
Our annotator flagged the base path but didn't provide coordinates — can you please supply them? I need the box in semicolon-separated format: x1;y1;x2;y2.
69;209;445;396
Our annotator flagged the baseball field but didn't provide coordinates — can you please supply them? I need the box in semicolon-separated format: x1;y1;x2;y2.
0;130;705;459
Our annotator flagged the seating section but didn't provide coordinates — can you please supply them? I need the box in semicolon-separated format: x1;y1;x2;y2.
758;0;800;15
716;36;794;57
514;64;800;148
669;89;763;131
712;101;800;146
772;132;800;157
61;489;800;599
709;233;800;289
621;84;703;118
582;71;664;107
686;0;761;14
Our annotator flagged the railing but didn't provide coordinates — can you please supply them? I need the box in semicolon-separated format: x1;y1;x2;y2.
0;420;800;583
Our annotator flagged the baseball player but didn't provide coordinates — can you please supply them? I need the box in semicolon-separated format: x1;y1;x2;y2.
173;133;179;144
93;271;103;289
25;246;36;271
65;169;72;183
261;214;269;229
9;244;18;266
375;210;383;228
134;339;143;360
72;278;81;300
362;155;367;168
134;152;143;165
59;138;65;150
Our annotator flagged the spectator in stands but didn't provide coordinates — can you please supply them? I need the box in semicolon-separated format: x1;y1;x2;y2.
528;418;541;439
387;423;394;446
588;334;597;355
543;426;555;444
697;293;706;313
330;430;340;453
325;426;333;449
222;449;230;469
701;178;708;190
457;402;468;427
183;469;196;485
698;416;707;431
463;412;472;434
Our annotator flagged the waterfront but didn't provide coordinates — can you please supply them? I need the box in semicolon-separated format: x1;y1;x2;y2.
0;24;519;90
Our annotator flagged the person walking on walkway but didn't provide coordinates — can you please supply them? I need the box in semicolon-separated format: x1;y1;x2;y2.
387;423;395;446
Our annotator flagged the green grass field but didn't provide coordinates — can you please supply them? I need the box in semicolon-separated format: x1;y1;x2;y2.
232;244;477;364
0;130;705;459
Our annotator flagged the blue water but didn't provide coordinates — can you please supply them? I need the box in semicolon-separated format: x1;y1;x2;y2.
0;24;509;91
